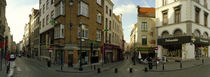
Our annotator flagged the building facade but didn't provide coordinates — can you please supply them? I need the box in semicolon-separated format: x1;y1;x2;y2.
103;0;124;63
30;8;40;59
156;0;210;60
135;7;156;59
53;0;104;68
0;0;6;62
39;0;55;60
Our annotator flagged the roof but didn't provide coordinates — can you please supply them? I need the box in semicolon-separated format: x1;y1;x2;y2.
137;6;155;17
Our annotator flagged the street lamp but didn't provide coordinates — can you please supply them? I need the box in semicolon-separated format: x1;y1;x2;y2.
79;21;83;71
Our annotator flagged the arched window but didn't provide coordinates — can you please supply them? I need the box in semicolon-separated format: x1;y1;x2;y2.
194;30;200;37
162;31;169;38
174;29;182;36
203;32;208;38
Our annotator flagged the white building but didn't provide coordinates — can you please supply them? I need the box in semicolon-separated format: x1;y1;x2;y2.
156;0;210;60
103;0;124;63
39;0;55;60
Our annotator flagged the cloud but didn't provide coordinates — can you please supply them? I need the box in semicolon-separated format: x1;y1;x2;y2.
6;1;39;43
113;4;136;15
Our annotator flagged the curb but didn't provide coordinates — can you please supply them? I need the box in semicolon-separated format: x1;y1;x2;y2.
149;64;203;72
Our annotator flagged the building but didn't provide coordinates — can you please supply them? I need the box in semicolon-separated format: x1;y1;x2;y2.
52;0;104;68
156;0;210;60
29;8;40;58
134;6;156;59
23;23;30;57
0;0;6;60
39;0;55;60
103;0;124;63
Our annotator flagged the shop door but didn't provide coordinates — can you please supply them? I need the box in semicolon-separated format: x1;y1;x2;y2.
68;54;73;67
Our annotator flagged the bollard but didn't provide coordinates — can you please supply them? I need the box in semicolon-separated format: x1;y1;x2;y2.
114;68;118;73
162;63;164;71
156;62;158;69
129;68;133;73
144;67;148;72
94;65;96;70
180;62;182;69
202;59;204;64
97;68;101;73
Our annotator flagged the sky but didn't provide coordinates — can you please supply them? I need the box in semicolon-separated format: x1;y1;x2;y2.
6;0;155;43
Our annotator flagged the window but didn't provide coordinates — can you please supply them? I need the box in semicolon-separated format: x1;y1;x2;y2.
174;6;181;23
51;0;54;5
109;33;111;43
42;18;45;27
78;24;88;39
55;1;65;18
46;15;49;25
109;21;111;30
204;12;208;27
162;0;167;6
142;35;147;45
162;10;168;25
109;9;112;16
43;4;45;14
141;22;147;31
96;30;101;41
106;6;108;14
195;7;200;24
105;18;108;29
51;10;54;19
46;0;49;10
97;12;102;23
97;0;102;5
54;24;64;39
79;1;88;17
204;0;207;8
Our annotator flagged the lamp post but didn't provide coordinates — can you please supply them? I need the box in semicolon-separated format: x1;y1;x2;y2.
79;21;83;71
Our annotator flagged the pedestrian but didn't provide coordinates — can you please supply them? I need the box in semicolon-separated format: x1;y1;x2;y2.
148;57;153;70
6;61;10;74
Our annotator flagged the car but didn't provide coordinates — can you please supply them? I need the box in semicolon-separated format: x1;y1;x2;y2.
18;54;21;57
9;54;16;61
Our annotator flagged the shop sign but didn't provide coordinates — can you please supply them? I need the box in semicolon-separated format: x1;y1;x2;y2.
165;39;178;42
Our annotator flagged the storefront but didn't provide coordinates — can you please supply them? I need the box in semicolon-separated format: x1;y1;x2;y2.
104;44;121;63
193;37;210;58
158;36;192;60
136;47;155;59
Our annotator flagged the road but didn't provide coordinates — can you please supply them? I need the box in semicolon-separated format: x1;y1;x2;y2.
13;57;210;77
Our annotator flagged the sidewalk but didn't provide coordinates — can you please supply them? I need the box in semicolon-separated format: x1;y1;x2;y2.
0;59;7;77
23;57;124;73
149;58;210;72
54;61;124;73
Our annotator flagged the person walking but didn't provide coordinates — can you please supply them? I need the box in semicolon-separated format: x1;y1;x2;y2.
148;57;153;70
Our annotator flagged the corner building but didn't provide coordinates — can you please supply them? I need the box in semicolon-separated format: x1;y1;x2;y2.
156;0;210;60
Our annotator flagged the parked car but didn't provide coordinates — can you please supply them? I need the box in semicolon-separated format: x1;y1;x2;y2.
9;54;16;61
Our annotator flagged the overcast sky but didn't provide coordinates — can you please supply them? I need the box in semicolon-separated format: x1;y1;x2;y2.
6;0;155;43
